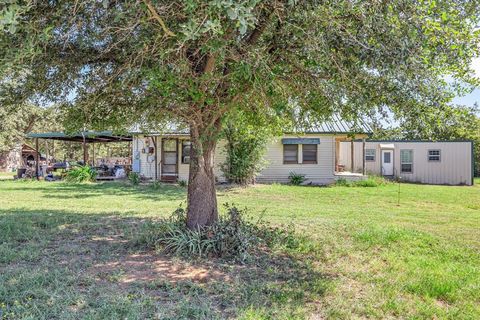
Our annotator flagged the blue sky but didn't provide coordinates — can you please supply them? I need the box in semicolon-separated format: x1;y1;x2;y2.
452;58;480;107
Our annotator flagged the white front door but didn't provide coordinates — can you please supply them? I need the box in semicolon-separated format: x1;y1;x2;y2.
381;150;394;176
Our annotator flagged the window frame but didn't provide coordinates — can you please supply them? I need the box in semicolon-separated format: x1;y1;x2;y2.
427;149;441;162
365;149;376;162
181;140;191;164
302;144;318;164
400;149;413;174
283;144;299;164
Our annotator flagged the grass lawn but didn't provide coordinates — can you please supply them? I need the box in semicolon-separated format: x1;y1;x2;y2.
0;179;479;319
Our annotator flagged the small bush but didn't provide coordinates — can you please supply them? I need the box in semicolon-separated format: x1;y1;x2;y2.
133;204;304;262
178;180;188;187
128;172;140;186
335;178;351;187
150;180;162;190
64;166;96;183
288;172;306;185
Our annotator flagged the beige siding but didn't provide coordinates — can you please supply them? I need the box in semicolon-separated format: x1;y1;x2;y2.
257;135;335;184
340;141;473;185
132;135;226;182
132;136;157;178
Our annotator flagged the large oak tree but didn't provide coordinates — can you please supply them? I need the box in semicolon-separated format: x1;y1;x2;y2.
1;0;479;228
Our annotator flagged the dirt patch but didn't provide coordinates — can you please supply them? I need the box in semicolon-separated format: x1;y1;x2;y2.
90;252;231;286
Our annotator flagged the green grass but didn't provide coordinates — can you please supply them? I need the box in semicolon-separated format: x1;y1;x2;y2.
0;179;479;319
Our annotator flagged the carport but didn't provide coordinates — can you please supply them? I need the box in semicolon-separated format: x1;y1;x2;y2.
27;131;132;179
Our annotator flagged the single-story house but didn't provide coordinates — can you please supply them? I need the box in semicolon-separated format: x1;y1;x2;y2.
131;120;474;186
27;121;474;186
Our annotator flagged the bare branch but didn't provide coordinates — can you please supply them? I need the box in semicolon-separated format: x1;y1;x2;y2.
143;0;176;37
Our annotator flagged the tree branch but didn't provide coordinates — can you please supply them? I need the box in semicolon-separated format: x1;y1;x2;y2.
143;0;176;37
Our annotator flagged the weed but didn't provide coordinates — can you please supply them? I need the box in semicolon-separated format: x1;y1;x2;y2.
128;172;140;186
64;166;97;183
288;172;306;185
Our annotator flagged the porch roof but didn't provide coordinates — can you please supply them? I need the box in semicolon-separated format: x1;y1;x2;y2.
27;131;132;143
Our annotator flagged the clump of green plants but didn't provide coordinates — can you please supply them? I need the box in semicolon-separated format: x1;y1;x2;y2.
150;180;162;190
133;204;305;262
128;172;140;186
335;175;391;187
64;166;97;183
288;172;306;185
178;180;188;187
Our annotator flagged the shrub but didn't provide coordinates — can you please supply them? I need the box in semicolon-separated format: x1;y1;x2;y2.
178;180;188;187
133;204;304;262
64;166;96;183
128;172;140;186
335;178;351;187
150;180;162;190
288;172;306;185
220;110;284;185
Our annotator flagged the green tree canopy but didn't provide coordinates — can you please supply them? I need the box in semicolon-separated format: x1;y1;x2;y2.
1;0;479;227
0;104;57;152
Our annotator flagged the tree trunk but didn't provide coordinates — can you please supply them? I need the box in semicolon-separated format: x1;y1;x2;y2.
186;124;219;229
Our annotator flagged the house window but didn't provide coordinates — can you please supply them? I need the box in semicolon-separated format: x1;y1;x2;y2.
428;149;441;162
302;144;317;164
181;141;191;164
400;149;413;173
283;144;298;164
365;149;376;162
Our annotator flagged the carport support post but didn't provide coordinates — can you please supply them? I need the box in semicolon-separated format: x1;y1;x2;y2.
35;138;40;180
92;142;95;166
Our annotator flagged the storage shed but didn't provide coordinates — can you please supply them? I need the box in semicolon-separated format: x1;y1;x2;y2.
339;140;474;185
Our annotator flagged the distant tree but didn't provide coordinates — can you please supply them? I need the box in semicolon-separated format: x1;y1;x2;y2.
1;1;479;227
0;104;53;152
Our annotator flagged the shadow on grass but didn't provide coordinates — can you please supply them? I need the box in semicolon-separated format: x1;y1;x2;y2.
0;208;329;319
3;180;187;201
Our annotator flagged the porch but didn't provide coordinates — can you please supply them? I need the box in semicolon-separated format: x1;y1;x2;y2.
334;135;368;180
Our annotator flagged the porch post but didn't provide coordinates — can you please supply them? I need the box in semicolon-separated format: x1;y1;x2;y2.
362;138;366;175
154;136;158;180
35;138;40;180
334;139;339;172
350;140;354;172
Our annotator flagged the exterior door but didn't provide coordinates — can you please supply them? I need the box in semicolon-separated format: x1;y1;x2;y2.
381;150;394;176
161;139;178;181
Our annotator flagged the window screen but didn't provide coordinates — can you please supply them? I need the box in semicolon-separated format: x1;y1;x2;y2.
283;145;298;164
302;144;317;164
400;149;413;173
428;149;441;162
365;149;375;161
